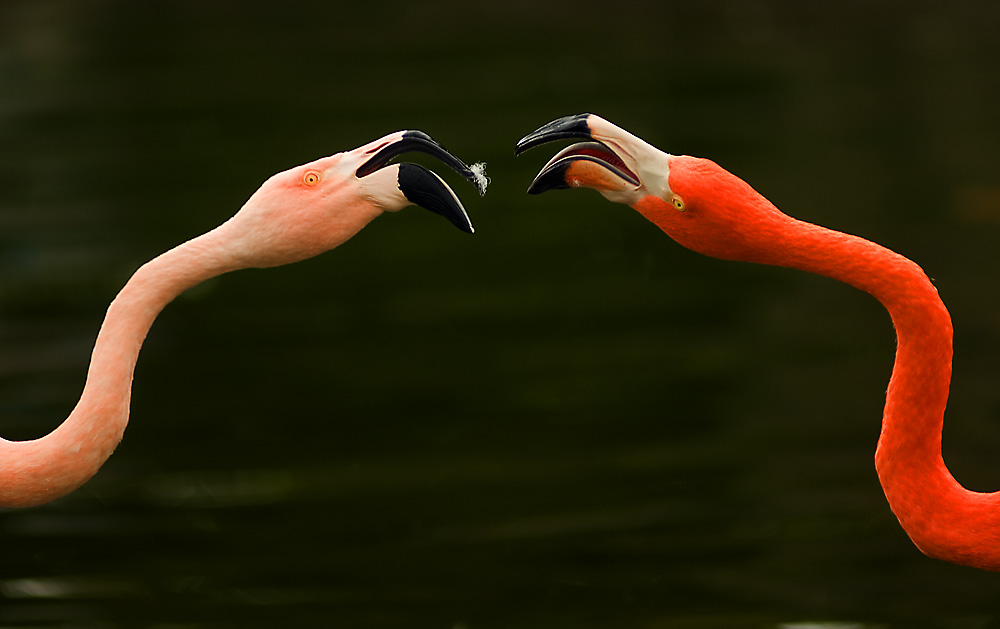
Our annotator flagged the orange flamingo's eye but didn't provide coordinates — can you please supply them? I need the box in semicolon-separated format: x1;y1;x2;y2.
303;171;321;186
671;194;685;211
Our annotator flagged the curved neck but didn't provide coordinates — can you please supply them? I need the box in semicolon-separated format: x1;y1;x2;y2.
0;224;242;507
754;217;1000;569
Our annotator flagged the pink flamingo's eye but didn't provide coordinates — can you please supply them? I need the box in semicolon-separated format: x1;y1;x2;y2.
303;171;321;186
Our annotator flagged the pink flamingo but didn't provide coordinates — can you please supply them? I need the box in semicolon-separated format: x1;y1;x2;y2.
1;130;485;508
516;113;1000;570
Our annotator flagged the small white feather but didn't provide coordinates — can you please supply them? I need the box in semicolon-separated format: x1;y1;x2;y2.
470;162;489;196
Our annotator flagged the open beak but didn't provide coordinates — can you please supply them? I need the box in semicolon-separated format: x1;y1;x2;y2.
515;114;641;196
356;130;487;234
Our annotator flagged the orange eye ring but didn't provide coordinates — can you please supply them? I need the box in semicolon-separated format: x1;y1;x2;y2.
303;171;321;186
671;194;686;212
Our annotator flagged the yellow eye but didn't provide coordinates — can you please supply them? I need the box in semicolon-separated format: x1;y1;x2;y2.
303;171;321;186
671;194;685;211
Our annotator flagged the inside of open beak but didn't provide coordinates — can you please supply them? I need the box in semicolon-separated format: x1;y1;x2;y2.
526;141;640;194
548;142;639;185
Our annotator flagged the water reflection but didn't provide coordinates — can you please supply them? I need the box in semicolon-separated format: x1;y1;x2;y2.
778;624;873;629
144;469;297;509
1;577;145;600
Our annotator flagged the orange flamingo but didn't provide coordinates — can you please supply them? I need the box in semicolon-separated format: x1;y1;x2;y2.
1;130;486;508
516;113;999;571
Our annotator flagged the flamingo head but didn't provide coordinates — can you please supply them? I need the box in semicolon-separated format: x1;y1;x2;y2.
516;114;790;263
227;130;485;268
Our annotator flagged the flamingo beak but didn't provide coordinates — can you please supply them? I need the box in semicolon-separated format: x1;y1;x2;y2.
356;130;487;234
515;113;641;195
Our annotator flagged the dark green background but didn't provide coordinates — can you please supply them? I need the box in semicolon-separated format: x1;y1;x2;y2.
2;1;999;627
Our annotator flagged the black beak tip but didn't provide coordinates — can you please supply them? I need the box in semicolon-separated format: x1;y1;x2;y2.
526;161;572;195
527;161;572;194
398;163;475;234
357;129;482;192
515;113;594;155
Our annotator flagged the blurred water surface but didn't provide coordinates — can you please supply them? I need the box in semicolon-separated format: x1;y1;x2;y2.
2;1;1000;627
